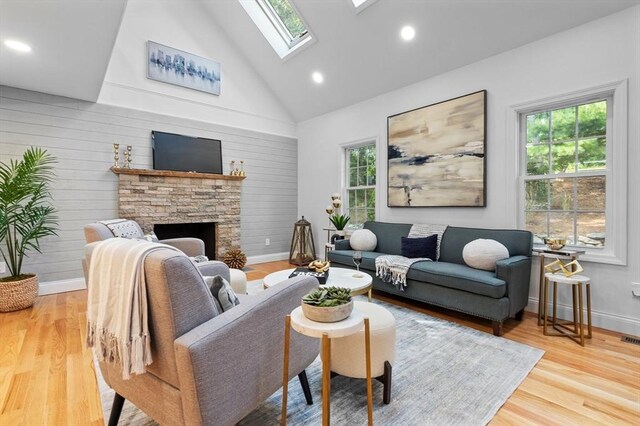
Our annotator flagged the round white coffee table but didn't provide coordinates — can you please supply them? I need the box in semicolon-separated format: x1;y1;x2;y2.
263;267;373;301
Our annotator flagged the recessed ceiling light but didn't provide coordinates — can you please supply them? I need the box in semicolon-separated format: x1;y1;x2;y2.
400;26;416;41
4;39;32;53
312;71;324;84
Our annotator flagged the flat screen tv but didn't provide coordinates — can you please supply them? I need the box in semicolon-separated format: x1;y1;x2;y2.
152;131;223;174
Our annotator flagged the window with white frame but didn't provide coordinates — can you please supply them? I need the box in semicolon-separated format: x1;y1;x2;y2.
521;97;611;249
239;0;313;59
514;81;627;265
345;144;376;227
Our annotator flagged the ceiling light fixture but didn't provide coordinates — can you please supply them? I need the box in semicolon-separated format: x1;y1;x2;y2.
4;39;32;53
400;25;416;41
312;71;324;84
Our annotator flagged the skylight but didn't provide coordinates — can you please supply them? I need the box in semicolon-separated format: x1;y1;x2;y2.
239;0;313;59
265;0;306;41
350;0;378;13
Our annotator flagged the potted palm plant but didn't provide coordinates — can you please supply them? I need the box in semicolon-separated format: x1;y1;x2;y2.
0;147;58;312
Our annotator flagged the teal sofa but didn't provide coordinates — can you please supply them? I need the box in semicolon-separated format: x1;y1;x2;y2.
328;221;533;336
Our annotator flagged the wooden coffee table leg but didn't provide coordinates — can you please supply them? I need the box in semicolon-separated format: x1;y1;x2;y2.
367;288;372;302
281;315;291;426
365;318;373;426
322;333;331;426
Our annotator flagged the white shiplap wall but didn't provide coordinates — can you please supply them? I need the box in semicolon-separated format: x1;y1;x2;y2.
0;86;297;284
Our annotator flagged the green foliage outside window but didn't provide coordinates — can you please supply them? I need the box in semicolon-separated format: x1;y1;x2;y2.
526;100;606;175
267;0;306;39
347;145;376;226
524;99;607;247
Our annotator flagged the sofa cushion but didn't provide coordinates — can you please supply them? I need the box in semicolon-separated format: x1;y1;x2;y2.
440;226;532;265
401;235;437;260
364;221;412;255
406;261;506;299
328;250;380;271
462;239;509;271
349;229;378;251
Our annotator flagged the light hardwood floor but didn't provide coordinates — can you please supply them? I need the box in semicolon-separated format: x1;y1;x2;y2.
1;260;638;424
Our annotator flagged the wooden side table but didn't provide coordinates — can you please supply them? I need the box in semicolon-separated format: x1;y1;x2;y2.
532;247;585;326
324;243;335;261
542;272;592;346
281;307;373;426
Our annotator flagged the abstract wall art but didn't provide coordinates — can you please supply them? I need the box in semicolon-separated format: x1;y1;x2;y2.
147;41;221;95
387;90;486;207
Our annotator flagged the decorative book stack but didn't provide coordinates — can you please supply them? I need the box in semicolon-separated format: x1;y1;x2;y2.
289;268;329;284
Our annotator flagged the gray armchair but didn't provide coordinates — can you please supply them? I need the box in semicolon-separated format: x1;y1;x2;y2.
83;220;227;282
84;219;205;257
84;243;319;425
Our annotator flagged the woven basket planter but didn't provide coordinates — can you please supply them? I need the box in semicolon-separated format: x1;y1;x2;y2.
0;274;39;312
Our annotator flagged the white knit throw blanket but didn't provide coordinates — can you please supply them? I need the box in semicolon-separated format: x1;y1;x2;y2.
375;224;448;290
86;238;180;380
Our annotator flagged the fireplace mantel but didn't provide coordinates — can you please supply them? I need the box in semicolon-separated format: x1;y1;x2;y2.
111;167;245;181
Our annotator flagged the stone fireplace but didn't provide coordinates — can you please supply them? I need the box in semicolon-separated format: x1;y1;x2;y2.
112;168;245;259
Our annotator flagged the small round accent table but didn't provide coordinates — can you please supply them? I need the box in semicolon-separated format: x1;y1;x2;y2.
264;267;373;301
542;272;592;346
281;307;373;426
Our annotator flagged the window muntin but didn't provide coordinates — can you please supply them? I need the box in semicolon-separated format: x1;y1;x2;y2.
522;99;609;248
346;144;376;227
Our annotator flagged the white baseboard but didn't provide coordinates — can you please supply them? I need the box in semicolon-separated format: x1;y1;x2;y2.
526;297;640;336
38;277;86;296
246;252;289;265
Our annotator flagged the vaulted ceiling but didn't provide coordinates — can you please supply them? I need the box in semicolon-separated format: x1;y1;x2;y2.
0;0;637;120
204;0;638;121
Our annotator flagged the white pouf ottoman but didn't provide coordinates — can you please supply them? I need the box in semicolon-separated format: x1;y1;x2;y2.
323;301;396;404
229;268;247;295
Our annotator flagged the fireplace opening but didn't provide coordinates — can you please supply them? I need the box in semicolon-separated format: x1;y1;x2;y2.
154;222;216;260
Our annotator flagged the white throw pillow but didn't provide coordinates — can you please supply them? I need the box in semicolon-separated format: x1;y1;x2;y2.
349;229;377;251
462;239;509;271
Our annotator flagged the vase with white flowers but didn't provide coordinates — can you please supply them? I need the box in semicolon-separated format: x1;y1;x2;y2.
325;193;350;235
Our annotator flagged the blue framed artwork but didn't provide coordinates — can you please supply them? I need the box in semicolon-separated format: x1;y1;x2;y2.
147;41;221;96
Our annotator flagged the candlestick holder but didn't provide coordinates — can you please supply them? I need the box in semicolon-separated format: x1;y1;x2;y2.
113;143;120;168
239;160;246;177
124;145;132;168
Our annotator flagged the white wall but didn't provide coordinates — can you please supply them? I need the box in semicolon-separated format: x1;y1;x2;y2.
297;7;640;334
98;0;296;138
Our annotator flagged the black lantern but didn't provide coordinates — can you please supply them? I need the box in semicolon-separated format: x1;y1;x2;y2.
289;216;317;266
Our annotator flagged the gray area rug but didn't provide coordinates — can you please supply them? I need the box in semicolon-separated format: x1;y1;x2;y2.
97;293;544;425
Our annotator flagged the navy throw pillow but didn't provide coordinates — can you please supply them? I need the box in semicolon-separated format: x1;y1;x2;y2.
401;235;438;260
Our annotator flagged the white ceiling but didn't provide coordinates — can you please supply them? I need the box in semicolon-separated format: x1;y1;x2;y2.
0;0;127;102
0;0;637;120
202;0;638;121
